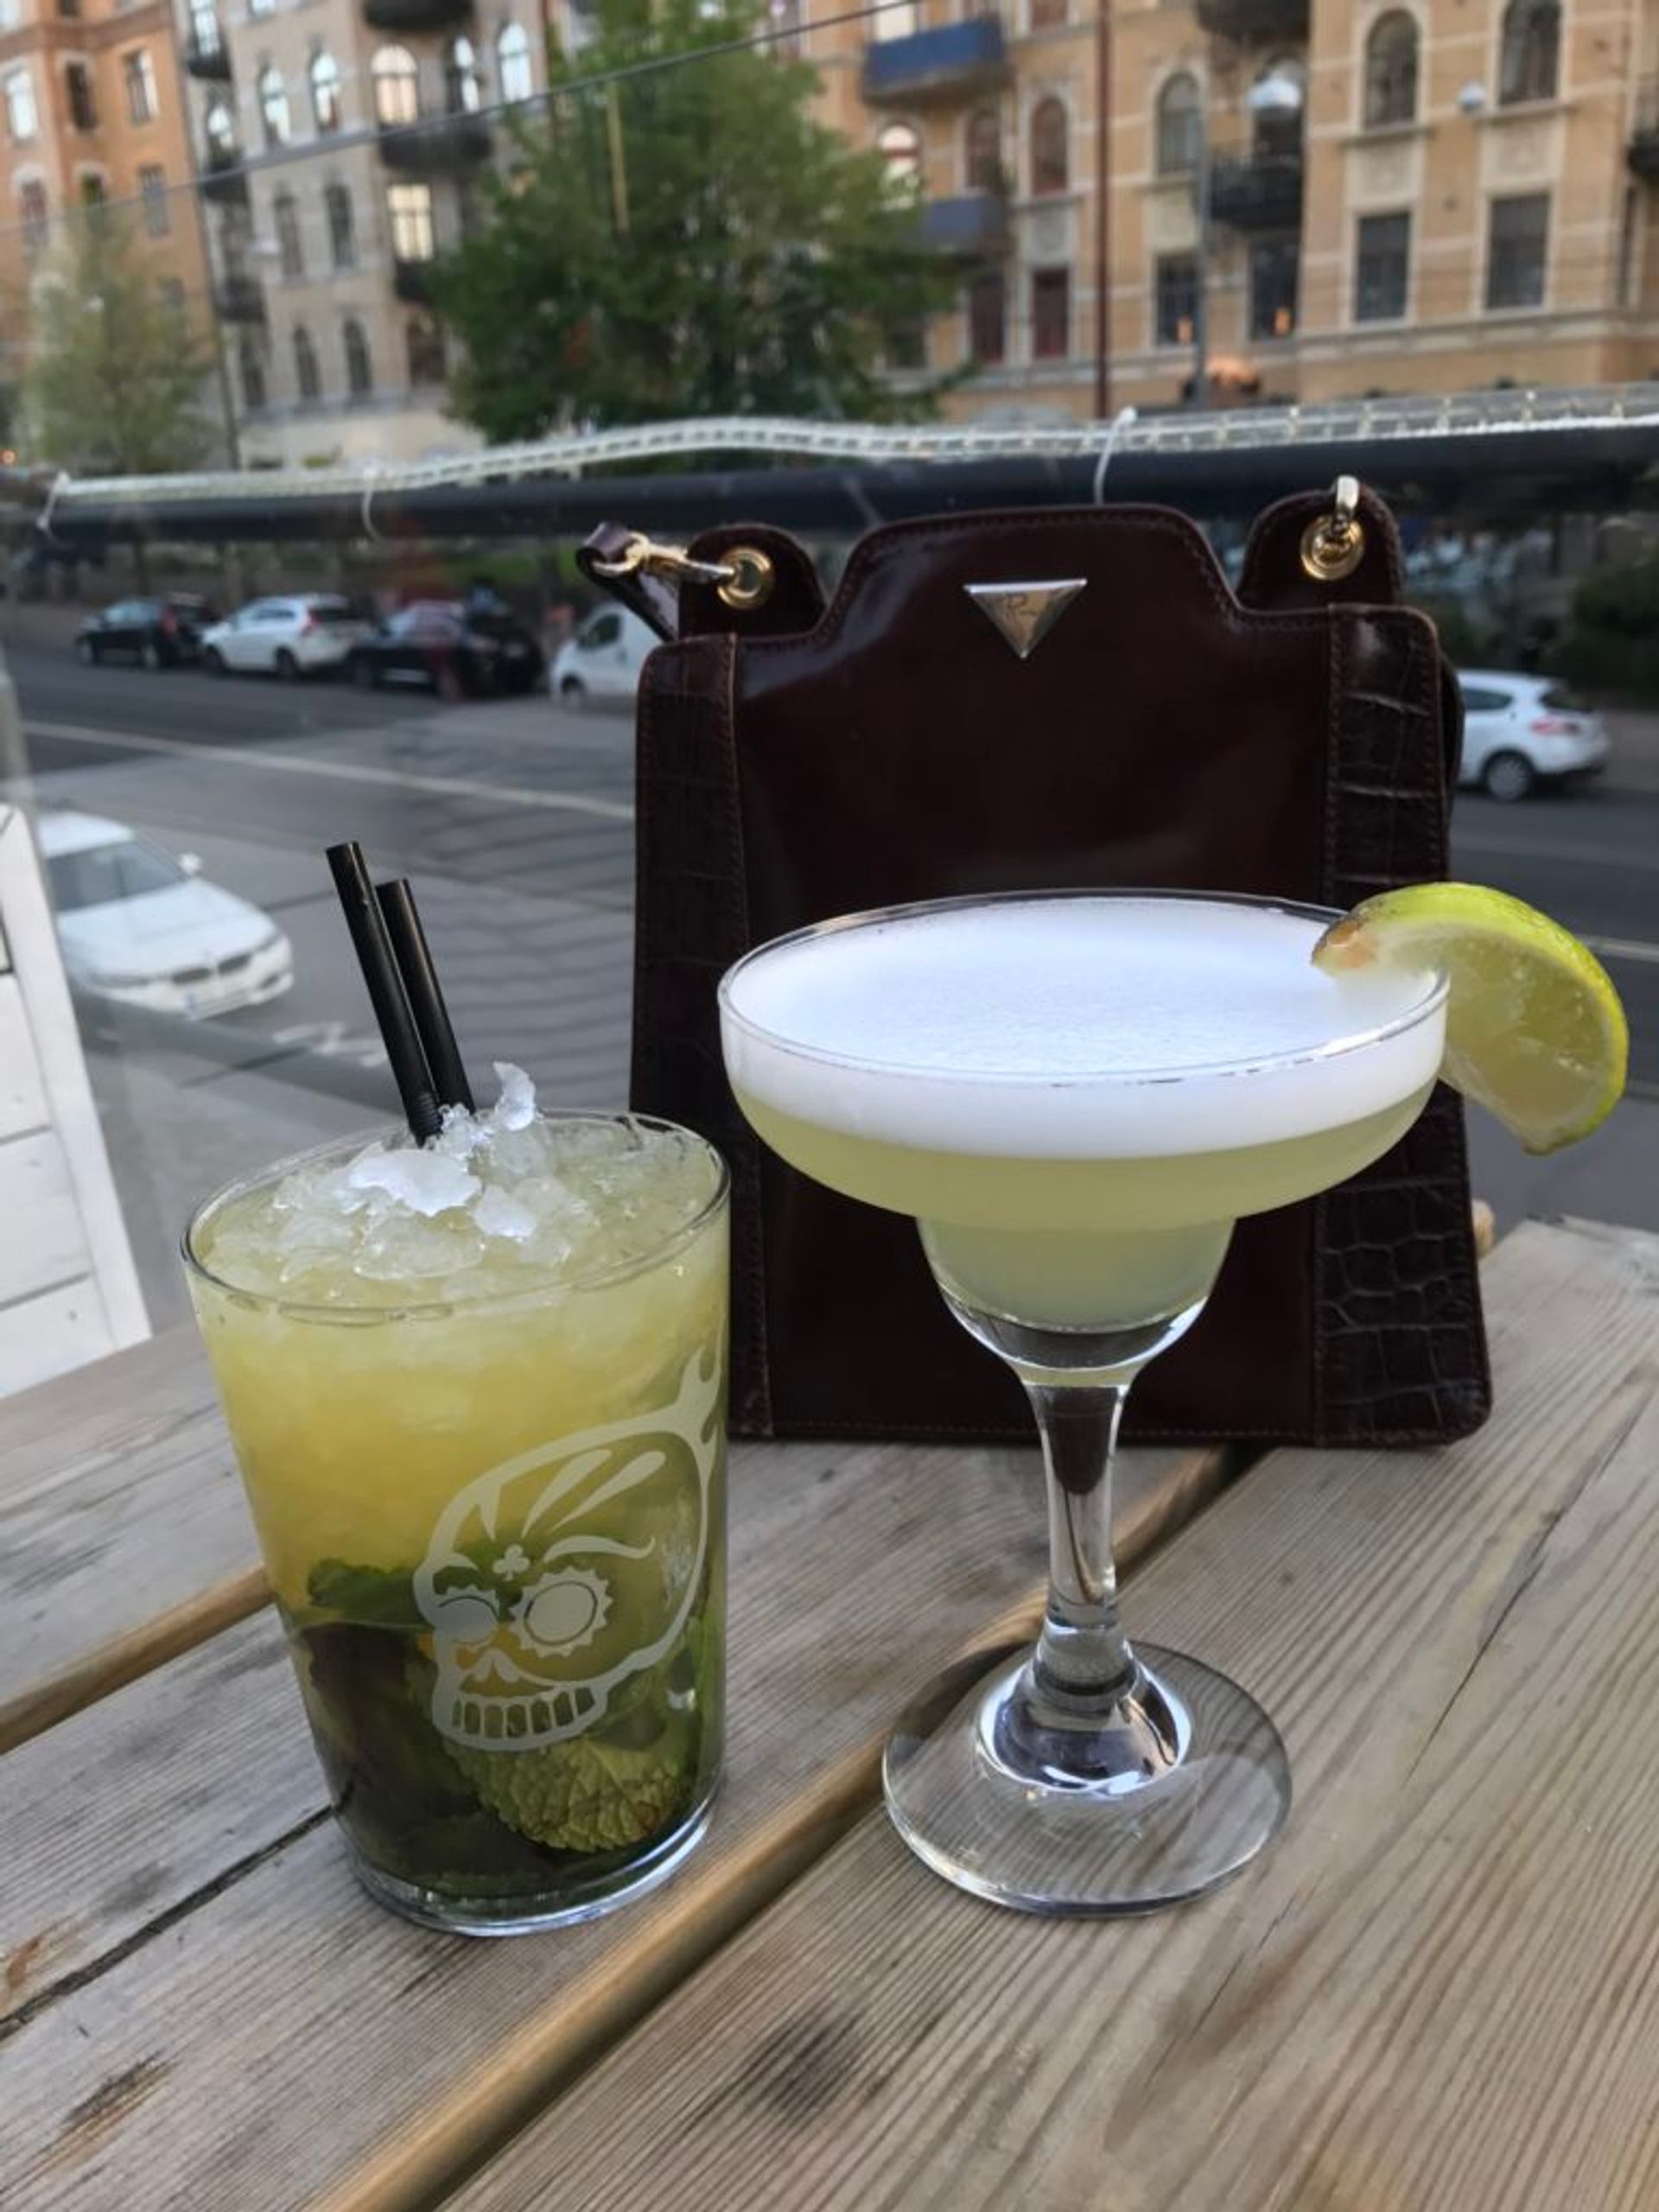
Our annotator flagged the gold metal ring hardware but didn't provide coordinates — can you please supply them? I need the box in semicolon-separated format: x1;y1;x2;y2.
1300;474;1366;583
715;545;775;611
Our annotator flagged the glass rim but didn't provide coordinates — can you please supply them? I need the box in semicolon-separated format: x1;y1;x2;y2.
181;1111;730;1321
717;888;1450;1090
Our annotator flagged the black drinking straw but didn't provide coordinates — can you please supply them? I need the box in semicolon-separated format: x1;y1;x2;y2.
326;842;443;1141
375;876;475;1114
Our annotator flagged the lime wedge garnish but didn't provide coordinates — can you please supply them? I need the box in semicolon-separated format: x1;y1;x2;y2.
1313;884;1628;1154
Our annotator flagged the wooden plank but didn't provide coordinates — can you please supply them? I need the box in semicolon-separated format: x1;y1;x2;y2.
441;1218;1659;2212
0;975;48;1138
0;1328;265;1752
0;1427;1229;2212
0;806;147;1352
0;1612;316;2024
0;1129;88;1306
0;1280;116;1401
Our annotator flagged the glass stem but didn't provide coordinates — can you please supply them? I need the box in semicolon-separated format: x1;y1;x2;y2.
1026;1381;1136;1707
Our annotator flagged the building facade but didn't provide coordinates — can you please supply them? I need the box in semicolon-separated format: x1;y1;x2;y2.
0;0;211;403
805;0;1659;420
176;0;553;464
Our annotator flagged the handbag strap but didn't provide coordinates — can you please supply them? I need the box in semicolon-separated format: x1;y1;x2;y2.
579;522;823;640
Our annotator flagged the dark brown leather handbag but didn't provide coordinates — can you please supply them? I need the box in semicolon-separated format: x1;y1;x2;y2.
582;484;1491;1448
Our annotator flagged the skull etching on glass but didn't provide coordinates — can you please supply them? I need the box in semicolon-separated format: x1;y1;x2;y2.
414;1351;722;1751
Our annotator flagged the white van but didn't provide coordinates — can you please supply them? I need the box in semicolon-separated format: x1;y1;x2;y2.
551;606;657;704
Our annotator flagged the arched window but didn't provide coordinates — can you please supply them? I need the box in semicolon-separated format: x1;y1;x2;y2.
965;107;1000;191
444;35;480;113
406;313;446;385
1498;0;1559;104
257;63;289;148
343;316;372;397
877;121;921;200
204;95;235;156
309;48;342;133
1363;12;1418;127
324;179;355;267
1155;72;1200;175
239;338;265;410
273;188;303;277
372;44;420;127
293;323;321;400
496;20;532;104
1030;96;1067;195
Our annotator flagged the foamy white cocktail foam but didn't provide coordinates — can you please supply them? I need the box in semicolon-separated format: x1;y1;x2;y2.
199;1065;720;1306
721;899;1446;1158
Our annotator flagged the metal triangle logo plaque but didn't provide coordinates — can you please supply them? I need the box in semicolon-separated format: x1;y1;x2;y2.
965;578;1087;661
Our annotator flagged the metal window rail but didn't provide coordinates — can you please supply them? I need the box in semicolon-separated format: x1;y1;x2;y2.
41;383;1659;513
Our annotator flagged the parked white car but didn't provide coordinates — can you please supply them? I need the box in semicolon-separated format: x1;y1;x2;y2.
200;594;372;681
1457;671;1610;802
551;606;657;703
38;810;294;1018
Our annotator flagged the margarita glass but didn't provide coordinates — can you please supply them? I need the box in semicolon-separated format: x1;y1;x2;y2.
720;891;1447;1913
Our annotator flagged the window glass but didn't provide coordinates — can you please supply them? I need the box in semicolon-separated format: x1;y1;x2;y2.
1355;210;1410;321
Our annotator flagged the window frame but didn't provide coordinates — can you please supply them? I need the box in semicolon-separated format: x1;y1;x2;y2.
1030;264;1070;359
1029;95;1068;196
1484;190;1550;311
1153;251;1198;347
1497;0;1560;106
138;162;168;237
1363;10;1419;130
1353;207;1411;323
1154;72;1200;178
123;47;159;127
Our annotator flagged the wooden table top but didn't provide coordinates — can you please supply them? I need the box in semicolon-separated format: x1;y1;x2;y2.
3;1216;1650;2212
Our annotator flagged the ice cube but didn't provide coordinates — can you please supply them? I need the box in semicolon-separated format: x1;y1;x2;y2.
488;1062;537;1134
347;1147;481;1217
474;1186;537;1242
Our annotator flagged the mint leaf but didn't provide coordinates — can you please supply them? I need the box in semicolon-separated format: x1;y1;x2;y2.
307;1559;424;1630
450;1721;696;1852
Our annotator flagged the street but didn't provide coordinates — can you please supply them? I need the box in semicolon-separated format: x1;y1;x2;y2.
3;637;1656;1332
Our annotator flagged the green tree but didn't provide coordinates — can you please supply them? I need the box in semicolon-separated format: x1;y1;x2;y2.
434;0;957;436
24;214;218;474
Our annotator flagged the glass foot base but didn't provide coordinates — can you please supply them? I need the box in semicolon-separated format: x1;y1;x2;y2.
345;1789;717;1936
883;1646;1289;1916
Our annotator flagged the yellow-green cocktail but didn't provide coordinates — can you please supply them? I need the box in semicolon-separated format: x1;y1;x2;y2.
186;1072;728;1934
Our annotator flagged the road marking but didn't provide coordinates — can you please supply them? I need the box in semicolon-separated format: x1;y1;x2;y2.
1586;935;1659;968
21;718;635;822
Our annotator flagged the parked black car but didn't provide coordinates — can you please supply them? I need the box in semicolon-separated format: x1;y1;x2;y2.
73;595;219;669
346;602;545;700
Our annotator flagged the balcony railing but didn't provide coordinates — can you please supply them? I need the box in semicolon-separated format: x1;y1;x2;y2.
185;26;231;79
392;257;436;303
200;147;249;206
862;16;1009;106
918;192;1008;258
1195;0;1308;41
364;0;472;31
378;112;492;175
214;274;265;323
1208;151;1304;232
1630;82;1659;181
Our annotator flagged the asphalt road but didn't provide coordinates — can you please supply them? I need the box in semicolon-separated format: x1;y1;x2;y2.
4;639;1656;1327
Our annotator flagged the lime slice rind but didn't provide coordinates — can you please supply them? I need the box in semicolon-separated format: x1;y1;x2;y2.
1313;885;1628;1156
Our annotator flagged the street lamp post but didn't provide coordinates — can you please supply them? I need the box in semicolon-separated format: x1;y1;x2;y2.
1190;66;1304;409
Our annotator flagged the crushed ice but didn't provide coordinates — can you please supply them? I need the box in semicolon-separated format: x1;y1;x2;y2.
348;1147;481;1218
204;1066;717;1303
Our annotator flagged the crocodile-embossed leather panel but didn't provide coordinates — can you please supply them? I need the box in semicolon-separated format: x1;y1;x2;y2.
1313;608;1491;1438
628;501;1491;1446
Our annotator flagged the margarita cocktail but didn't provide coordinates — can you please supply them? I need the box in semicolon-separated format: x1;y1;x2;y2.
720;893;1447;1913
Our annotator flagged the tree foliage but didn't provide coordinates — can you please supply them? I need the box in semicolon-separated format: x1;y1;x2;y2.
434;0;955;436
24;215;218;474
